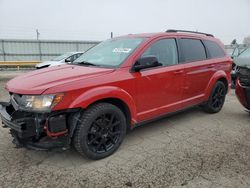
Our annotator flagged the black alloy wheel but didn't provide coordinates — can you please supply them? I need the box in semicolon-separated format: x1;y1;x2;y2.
202;81;226;113
211;84;226;110
73;103;126;160
87;113;122;154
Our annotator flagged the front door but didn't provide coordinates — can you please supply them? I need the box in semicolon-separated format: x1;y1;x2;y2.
132;38;184;122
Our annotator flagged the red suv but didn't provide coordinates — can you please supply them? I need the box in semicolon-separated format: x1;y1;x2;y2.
0;30;232;159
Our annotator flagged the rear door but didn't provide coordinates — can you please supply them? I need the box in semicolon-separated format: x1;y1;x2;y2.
179;38;215;107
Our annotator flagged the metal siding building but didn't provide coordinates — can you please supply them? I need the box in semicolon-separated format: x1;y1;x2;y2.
0;39;100;61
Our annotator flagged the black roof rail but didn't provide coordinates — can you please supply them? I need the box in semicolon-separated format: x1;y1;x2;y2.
166;29;214;37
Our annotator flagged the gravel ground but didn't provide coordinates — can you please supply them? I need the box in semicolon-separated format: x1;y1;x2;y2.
0;71;250;188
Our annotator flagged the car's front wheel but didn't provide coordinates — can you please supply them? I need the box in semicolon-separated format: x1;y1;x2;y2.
73;103;127;160
202;81;227;113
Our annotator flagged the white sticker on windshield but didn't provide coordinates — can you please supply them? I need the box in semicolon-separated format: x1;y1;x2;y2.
112;48;132;53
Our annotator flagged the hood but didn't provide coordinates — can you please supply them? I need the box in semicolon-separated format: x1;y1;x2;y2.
234;57;250;69
6;64;114;94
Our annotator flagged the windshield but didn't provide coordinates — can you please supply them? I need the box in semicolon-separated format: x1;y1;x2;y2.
239;48;250;58
73;38;145;67
52;52;74;61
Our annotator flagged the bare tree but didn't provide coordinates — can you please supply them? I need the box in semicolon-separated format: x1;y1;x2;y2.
243;36;250;46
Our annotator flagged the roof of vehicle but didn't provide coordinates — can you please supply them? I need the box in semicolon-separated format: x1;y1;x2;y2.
121;31;216;40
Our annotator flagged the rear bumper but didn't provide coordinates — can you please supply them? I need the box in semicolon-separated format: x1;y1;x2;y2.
0;102;80;150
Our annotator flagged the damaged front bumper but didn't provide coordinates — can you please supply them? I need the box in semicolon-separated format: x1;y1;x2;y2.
235;80;250;112
0;102;80;150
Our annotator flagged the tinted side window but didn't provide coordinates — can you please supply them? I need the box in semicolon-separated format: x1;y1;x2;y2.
204;40;225;58
180;39;206;62
141;39;178;66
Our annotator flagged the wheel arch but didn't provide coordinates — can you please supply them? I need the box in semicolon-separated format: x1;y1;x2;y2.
217;77;228;92
205;71;229;100
68;86;137;126
87;98;132;130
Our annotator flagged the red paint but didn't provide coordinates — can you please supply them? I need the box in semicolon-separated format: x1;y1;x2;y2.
5;32;232;126
235;78;250;110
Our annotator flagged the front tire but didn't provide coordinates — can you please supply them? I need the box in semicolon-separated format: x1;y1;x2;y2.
73;103;127;160
202;81;227;113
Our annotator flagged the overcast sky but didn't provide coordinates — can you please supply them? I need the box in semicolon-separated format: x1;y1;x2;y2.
0;0;249;44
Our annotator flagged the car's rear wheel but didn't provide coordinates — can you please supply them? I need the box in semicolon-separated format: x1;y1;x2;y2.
73;103;126;160
202;81;226;113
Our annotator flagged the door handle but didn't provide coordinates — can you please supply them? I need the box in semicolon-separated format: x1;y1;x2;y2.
174;70;184;74
207;65;215;68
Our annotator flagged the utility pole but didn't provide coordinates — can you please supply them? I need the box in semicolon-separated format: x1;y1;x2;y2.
36;29;40;40
36;29;42;60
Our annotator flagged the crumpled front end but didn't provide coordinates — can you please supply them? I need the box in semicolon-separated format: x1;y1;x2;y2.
235;66;250;112
0;94;80;150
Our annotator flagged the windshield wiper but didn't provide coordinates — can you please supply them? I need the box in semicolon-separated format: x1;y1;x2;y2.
76;61;99;66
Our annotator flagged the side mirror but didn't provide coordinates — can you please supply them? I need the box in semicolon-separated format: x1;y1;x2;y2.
132;56;162;72
65;58;71;63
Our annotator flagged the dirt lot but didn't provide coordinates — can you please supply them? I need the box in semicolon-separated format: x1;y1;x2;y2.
0;71;250;188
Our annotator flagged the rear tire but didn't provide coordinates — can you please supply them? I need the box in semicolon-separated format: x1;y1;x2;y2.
202;81;226;113
73;103;126;160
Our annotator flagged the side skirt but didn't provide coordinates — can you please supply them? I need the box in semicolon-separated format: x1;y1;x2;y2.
131;103;206;130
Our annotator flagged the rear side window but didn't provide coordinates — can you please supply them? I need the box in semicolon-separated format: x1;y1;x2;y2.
179;39;206;62
204;40;225;58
